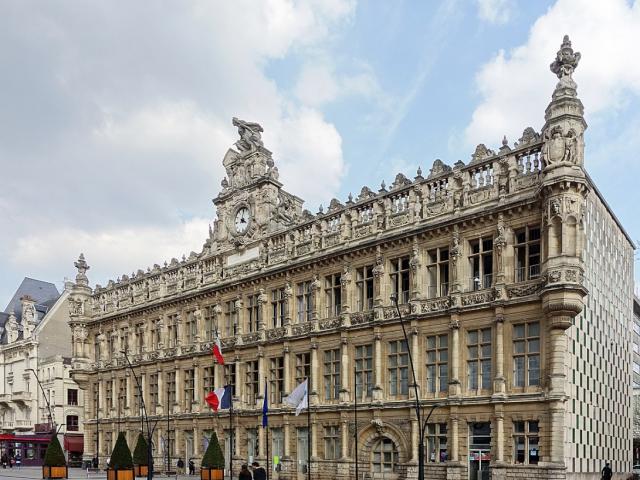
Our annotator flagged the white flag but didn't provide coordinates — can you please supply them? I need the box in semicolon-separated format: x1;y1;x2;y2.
284;379;308;416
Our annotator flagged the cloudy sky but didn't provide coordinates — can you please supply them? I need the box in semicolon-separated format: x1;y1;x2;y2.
1;0;639;303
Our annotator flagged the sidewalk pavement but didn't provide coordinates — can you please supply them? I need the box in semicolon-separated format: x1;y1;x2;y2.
0;466;200;480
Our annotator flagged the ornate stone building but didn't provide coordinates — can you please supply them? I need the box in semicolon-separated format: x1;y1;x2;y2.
68;37;633;480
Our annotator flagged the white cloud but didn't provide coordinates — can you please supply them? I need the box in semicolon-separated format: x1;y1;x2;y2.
476;0;513;24
465;0;640;148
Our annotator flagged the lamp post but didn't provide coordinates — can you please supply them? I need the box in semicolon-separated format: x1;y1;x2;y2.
121;350;157;480
390;295;442;480
95;384;100;469
26;368;54;432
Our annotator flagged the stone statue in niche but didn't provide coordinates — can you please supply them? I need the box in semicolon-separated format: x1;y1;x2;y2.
232;117;264;153
543;126;578;165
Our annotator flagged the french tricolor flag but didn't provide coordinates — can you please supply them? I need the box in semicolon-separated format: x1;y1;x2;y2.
212;332;225;365
205;385;232;412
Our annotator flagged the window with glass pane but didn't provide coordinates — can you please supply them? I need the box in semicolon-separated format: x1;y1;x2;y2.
426;334;448;393
513;421;539;464
514;226;541;281
224;301;237;337
296;281;313;323
469;422;491;450
467;328;492;390
203;367;214;400
183;369;195;407
166;372;176;405
184;311;197;345
270;357;284;404
296;353;311;385
105;380;113;410
271;287;286;328
245;360;259;405
323;349;341;400
371;438;398;473
468;237;493;290
426;248;450;298
271;428;284;459
66;415;79;431
167;315;178;347
224;364;236;396
324;273;342;317
390;257;411;304
247;294;261;332
513;322;540;387
67;389;78;406
356;265;374;311
134;381;142;414
204;306;216;341
247;428;258;462
150;319;162;349
149;374;158;414
426;423;448;462
324;426;341;460
388;340;409;396
355;345;373;399
135;324;144;353
121;328;129;353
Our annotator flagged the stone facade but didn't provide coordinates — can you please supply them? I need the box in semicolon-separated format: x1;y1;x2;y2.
68;36;633;480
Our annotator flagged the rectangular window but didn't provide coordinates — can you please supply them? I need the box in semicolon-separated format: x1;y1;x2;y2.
167;315;178;347
118;378;127;409
204;306;216;341
67;389;78;406
426;334;448;393
246;294;261;332
135;324;144;354
426;423;448;462
184;311;197;345
224;364;237;396
468;237;493;290
105;380;113;410
94;337;101;362
515;226;541;281
166;372;176;405
388;340;409;396
323;349;341;401
271;287;286;328
513;322;540;387
150;319;162;349
120;328;129;354
390;256;411;304
296;281;313;323
426;248;449;298
324;273;342;317
296;353;311;384
184;369;195;407
271;428;284;459
66;415;79;431
355;345;373;399
149;374;158;414
356;265;374;311
270;357;284;404
513;421;539;464
203;367;215;400
224;301;238;337
324;426;341;460
245;360;259;405
133;382;142;414
247;428;258;463
467;328;492;390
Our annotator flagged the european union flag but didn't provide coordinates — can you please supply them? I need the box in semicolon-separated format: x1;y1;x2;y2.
262;382;268;428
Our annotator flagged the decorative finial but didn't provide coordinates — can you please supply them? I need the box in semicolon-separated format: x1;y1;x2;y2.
550;35;581;79
502;135;508;147
74;253;90;287
318;204;324;214
347;192;353;203
379;180;387;192
417;166;423;177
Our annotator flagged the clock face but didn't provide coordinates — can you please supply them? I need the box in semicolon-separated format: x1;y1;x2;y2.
234;207;250;234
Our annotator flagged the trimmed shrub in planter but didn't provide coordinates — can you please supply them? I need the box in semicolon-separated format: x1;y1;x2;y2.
200;432;224;480
132;433;149;478
42;434;68;479
107;432;134;480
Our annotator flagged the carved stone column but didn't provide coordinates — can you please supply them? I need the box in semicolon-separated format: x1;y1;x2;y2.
340;416;349;459
494;407;504;463
373;331;383;402
283;344;291;396
449;227;462;294
257;289;268;333
409;325;421;399
310;340;319;405
157;370;165;416
311;414;318;459
409;238;421;300
284;282;293;327
449;413;459;463
283;416;291;457
372;247;384;308
193;363;202;410
175;369;184;414
411;416;419;463
340;265;352;318
258;426;265;457
310;275;321;323
493;311;506;397
340;337;350;403
449;316;461;397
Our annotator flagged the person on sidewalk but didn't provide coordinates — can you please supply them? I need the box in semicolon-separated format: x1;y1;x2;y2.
601;462;612;480
239;463;252;480
251;461;266;480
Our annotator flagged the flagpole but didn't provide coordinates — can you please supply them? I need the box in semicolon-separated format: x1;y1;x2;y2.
306;376;311;480
354;365;358;480
229;383;234;480
265;376;270;480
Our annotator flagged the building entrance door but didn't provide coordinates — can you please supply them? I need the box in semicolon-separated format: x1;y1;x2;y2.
468;449;490;480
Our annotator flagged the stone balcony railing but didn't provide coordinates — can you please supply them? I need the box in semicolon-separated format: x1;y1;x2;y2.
83;135;545;320
15;419;33;429
11;391;32;403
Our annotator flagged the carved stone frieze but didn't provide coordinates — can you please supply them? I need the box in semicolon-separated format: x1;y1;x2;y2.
242;332;261;344
354;223;373;238
389;211;410;227
461;289;498;306
506;281;543;298
319;318;341;330
350;311;374;325
413;297;451;314
266;327;286;340
292;322;314;336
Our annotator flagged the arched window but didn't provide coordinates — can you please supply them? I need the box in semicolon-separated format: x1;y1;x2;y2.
371;437;398;474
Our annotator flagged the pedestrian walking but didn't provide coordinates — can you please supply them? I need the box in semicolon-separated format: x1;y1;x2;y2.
251;461;266;480
601;462;612;480
177;458;185;474
239;463;252;480
188;458;195;475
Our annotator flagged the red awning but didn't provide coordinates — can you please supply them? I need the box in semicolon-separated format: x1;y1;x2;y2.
64;434;84;453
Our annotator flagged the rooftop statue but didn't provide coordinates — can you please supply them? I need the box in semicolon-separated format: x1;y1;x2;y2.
232;117;264;153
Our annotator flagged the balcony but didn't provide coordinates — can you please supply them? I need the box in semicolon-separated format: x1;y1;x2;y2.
515;264;541;282
15;419;33;430
0;393;11;406
11;391;32;404
1;421;14;430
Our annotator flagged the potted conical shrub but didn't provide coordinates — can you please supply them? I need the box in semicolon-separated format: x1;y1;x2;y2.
200;432;224;480
42;434;68;479
132;433;149;477
107;432;134;480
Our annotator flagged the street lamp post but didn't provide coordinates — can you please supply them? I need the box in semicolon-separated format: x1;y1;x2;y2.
391;295;442;480
121;350;157;480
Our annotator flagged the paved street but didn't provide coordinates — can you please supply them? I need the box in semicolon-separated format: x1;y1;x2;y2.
0;467;199;480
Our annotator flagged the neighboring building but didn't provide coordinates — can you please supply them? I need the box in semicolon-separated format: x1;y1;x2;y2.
633;294;640;465
68;36;634;480
0;278;85;465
